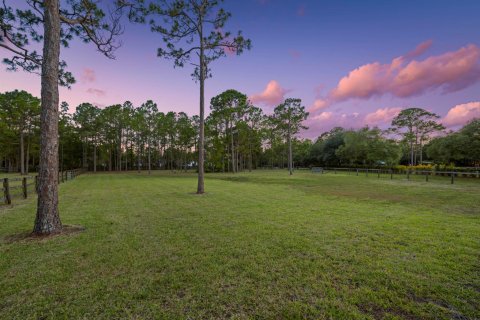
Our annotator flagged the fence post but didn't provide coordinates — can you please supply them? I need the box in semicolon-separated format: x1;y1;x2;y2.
356;169;359;176
425;172;429;182
390;169;393;180
22;177;27;199
366;169;368;177
3;178;11;205
377;170;380;178
407;170;410;180
451;172;454;184
334;168;336;174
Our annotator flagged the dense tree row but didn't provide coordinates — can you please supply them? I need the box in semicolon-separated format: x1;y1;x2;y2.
2;91;478;174
0;89;309;173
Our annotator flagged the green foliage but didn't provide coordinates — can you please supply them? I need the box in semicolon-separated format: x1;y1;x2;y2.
390;107;445;165
336;127;401;166
0;0;128;86
0;90;40;172
426;119;480;166
144;0;251;80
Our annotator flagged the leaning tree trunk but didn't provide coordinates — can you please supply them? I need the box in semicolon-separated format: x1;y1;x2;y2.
33;0;62;235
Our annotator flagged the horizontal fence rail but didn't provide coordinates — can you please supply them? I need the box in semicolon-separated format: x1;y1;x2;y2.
311;167;480;184
1;169;85;206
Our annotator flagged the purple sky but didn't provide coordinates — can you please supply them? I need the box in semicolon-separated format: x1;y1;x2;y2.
1;0;480;139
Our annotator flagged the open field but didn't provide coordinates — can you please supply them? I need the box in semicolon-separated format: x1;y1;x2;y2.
1;171;479;319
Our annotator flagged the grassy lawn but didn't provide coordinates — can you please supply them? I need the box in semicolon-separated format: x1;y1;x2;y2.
1;171;479;319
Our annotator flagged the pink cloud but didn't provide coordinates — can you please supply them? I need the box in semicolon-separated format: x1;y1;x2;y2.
250;80;289;106
403;39;433;60
305;111;364;138
315;42;480;112
289;50;302;59
364;107;402;125
305;108;406;138
86;88;106;97
443;101;480;127
297;4;306;16
309;98;329;112
81;68;96;83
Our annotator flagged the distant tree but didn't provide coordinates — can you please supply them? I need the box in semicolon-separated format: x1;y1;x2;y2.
426;119;480;166
1;0;127;234
310;127;345;166
140;0;251;193
272;98;309;175
390;108;444;166
0;90;40;175
210;89;248;173
336;127;401;166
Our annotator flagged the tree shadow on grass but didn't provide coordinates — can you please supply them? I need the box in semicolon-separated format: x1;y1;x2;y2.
3;225;85;243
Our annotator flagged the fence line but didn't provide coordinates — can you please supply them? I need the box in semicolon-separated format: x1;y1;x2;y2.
310;167;480;184
1;169;84;206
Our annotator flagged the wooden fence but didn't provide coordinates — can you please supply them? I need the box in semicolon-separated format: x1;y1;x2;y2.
312;167;480;184
1;169;84;206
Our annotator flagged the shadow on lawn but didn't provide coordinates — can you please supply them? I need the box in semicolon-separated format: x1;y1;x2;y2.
3;225;85;244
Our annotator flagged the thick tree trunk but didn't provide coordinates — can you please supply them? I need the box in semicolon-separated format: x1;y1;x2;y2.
33;0;62;235
197;24;205;194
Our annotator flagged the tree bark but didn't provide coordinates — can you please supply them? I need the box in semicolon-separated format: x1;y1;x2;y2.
288;119;293;175
148;143;151;174
93;143;97;172
20;130;25;175
33;0;62;235
197;18;205;194
25;133;30;175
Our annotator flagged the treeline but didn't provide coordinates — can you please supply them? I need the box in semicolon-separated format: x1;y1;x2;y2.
0;89;308;173
1;90;479;173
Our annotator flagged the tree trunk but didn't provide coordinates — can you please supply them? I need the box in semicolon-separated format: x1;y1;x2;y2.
230;121;235;173
109;148;112;171
197;21;205;194
33;0;62;235
148;143;151;175
20;130;25;175
93;143;97;172
288;122;293;175
26;134;30;175
410;142;414;166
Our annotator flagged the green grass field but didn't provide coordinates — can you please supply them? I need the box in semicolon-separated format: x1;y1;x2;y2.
1;171;479;319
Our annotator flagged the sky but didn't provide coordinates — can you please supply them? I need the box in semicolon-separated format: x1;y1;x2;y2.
1;0;480;139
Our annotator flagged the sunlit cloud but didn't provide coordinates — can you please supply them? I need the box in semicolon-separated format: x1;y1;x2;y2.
250;80;289;106
364;107;402;125
311;42;480;113
443;101;480;127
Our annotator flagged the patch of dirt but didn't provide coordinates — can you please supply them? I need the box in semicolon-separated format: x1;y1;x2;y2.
3;225;85;243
